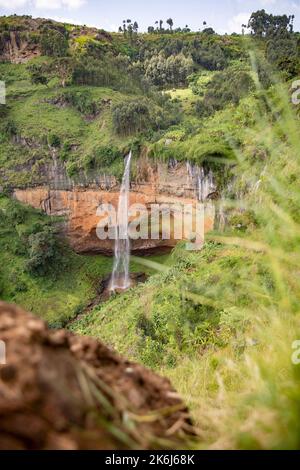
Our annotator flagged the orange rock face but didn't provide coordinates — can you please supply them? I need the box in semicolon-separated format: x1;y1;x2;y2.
13;162;215;255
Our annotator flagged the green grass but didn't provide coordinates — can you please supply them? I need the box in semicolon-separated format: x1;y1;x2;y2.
70;71;300;449
0;195;171;326
0;61;137;186
0;196;113;325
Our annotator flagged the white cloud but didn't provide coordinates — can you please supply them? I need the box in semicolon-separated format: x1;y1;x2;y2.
228;12;251;33
260;0;277;5
0;0;28;8
0;0;86;10
35;0;85;9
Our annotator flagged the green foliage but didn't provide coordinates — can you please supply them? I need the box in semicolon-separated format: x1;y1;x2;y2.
84;145;122;169
40;27;69;57
195;67;255;117
25;226;61;276
62;89;98;115
112;95;182;136
27;64;49;87
248;9;294;37
47;133;61;148
144;52;194;87
266;37;300;78
190;39;229;70
112;99;151;135
0;196;114;324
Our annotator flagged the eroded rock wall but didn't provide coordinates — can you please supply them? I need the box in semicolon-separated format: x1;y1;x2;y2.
13;160;215;254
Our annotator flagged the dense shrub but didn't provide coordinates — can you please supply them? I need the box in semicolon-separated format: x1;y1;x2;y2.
28;64;49;87
47;134;61;148
40;27;69;57
144;52;194;87
84;146;122;169
266;37;300;78
62;90;98;116
191;41;228;70
112;99;152;135
25;226;61;276
195;67;255;117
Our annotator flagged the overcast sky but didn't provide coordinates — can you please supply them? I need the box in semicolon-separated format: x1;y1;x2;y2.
0;0;300;33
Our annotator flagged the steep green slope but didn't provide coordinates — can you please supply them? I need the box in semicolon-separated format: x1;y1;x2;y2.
0;196;169;325
0;195;113;325
70;81;300;449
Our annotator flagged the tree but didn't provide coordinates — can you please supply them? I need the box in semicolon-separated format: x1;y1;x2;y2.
203;27;215;35
118;26;123;33
112;99;151;135
148;26;155;33
145;52;194;87
133;21;139;33
40;28;69;57
28;64;49;87
166;18;173;31
54;57;73;87
289;14;295;33
159;20;163;31
127;23;133;40
25;226;60;277
248;9;293;37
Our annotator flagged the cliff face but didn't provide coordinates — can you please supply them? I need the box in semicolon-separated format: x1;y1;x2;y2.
0;31;40;63
13;160;216;254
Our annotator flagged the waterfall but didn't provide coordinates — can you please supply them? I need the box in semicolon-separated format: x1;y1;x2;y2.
186;161;216;202
110;151;132;291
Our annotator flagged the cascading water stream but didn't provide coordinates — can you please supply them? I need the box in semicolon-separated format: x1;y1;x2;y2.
110;151;132;291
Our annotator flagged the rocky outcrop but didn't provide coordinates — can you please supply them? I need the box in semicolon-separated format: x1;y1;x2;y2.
0;301;192;450
14;159;215;254
0;31;40;63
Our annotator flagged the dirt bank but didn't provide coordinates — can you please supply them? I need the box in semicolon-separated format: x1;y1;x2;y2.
0;301;193;450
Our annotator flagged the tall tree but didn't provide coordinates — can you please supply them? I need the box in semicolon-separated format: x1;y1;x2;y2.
248;9;293;37
166;18;173;31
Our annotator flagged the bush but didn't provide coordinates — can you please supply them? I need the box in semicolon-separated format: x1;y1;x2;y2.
48;134;61;148
112;99;151;135
84;145;122;169
25;226;60;276
145;52;194;87
62;90;98;116
195;67;255;117
40;28;69;57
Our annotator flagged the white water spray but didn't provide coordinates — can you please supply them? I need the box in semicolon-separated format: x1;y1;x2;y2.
186;162;216;202
110;151;132;291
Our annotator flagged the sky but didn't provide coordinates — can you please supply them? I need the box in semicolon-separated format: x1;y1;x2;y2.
0;0;300;33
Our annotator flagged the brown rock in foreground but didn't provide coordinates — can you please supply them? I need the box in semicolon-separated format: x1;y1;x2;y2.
0;302;192;450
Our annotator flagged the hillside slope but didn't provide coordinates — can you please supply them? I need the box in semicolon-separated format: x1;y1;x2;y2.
70;83;300;449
